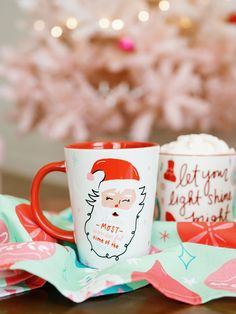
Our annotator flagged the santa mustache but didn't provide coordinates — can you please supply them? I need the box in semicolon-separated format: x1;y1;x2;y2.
112;211;119;217
95;205;140;220
96;207;128;221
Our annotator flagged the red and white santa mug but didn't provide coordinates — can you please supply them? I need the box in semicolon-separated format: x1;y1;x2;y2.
31;141;160;269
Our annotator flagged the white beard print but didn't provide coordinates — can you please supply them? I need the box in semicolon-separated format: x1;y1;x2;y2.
84;185;146;261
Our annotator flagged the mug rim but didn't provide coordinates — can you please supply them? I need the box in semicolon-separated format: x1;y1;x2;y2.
65;141;159;150
160;152;236;157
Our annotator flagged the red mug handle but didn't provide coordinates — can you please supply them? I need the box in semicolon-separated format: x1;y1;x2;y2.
30;161;75;243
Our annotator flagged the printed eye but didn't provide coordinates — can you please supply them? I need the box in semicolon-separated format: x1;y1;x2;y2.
106;197;113;200
122;199;130;203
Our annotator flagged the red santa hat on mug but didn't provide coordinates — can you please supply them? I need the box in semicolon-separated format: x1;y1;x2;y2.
87;158;140;189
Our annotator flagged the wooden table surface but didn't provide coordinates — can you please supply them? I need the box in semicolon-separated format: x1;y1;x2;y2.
1;171;236;314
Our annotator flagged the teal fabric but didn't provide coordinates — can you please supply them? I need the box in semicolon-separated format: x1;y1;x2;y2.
0;195;236;304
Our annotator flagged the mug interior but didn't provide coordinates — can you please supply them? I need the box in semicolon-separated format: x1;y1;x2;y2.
66;141;159;150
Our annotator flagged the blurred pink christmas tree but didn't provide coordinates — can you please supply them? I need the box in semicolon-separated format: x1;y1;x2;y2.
1;0;236;141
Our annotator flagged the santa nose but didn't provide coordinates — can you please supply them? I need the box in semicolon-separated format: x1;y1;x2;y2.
115;204;119;208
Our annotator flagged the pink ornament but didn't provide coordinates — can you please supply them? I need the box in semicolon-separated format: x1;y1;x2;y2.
118;38;135;52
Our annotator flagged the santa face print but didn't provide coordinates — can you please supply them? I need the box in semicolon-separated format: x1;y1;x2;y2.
84;158;146;262
101;188;136;212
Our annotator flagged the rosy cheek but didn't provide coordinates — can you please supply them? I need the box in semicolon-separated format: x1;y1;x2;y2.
103;201;109;207
102;199;116;208
120;197;135;210
122;203;131;210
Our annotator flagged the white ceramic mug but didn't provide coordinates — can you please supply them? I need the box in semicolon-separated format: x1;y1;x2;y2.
31;141;160;269
157;153;236;222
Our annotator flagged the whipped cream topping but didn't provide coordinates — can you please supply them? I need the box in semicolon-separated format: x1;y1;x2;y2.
161;134;235;155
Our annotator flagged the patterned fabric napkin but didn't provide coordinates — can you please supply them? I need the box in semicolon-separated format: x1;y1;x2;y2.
0;194;236;304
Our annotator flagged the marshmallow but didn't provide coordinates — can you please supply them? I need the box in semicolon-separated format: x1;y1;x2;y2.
161;134;235;155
